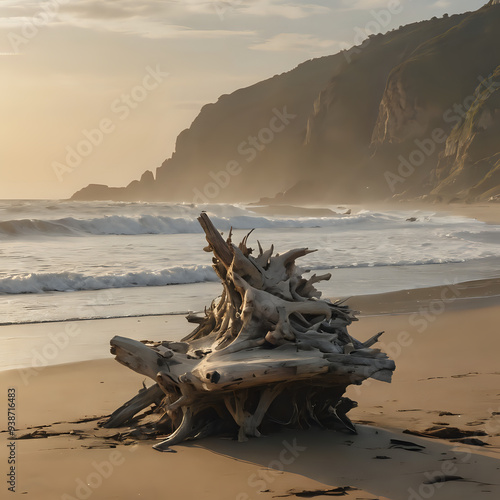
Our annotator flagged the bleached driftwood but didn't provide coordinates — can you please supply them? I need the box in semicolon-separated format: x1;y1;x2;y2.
105;213;395;451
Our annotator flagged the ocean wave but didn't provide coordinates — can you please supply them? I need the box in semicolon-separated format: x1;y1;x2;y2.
0;266;218;294
0;207;454;238
0;256;484;295
0;212;370;237
0;215;199;237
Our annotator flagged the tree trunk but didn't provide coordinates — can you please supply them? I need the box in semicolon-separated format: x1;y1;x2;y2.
104;214;395;451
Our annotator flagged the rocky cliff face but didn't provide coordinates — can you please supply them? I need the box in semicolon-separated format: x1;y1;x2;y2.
366;3;500;202
74;55;348;203
431;65;500;201
295;12;471;203
72;2;500;204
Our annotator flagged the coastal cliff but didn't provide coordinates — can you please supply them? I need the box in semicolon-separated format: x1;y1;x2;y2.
72;2;500;204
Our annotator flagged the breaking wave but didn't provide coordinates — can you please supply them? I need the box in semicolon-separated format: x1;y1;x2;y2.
0;212;393;237
0;266;218;294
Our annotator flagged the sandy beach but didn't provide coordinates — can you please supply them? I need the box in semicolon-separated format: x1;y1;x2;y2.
1;277;499;500
3;0;500;496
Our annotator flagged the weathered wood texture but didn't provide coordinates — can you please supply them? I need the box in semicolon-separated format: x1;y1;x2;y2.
105;214;395;451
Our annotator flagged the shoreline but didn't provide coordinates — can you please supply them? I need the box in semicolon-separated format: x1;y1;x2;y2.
2;275;499;327
357;200;500;225
1;277;499;373
347;276;500;315
246;199;500;225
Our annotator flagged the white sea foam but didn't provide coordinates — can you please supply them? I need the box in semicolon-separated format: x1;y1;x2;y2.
0;266;218;294
0;201;499;310
0;213;366;237
0;207;486;238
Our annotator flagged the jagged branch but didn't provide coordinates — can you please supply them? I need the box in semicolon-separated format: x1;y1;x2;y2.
104;214;395;451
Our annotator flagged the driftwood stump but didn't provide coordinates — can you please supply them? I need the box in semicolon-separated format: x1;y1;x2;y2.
104;213;395;451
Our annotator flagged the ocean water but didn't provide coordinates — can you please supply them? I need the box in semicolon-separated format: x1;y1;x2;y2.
1;200;499;325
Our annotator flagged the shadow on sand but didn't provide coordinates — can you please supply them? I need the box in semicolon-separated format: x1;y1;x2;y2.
196;425;500;500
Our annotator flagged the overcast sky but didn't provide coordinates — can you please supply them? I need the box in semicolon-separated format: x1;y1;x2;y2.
0;0;487;199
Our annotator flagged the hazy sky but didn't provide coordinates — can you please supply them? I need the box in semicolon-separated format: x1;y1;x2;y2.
0;0;487;199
